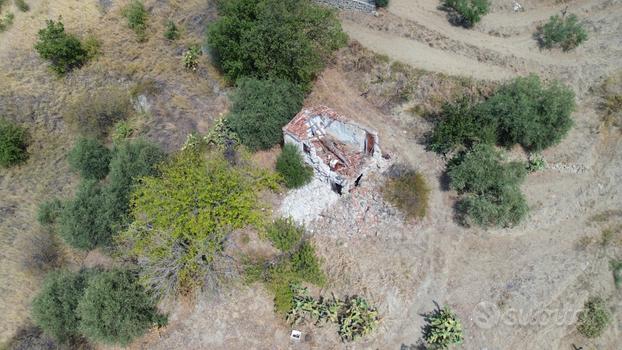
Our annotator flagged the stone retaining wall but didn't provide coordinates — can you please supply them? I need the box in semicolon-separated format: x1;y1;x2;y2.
314;0;376;13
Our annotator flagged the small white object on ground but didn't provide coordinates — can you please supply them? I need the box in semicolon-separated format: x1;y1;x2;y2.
290;330;302;342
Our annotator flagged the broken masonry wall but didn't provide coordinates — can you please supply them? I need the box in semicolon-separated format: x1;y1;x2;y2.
284;131;353;191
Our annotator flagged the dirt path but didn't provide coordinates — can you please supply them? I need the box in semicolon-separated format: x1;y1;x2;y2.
341;20;517;80
342;0;622;93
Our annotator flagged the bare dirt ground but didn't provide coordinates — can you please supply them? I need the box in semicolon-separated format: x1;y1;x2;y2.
1;0;622;349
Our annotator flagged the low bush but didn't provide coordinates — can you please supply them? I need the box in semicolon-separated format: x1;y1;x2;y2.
64;87;132;138
0;12;15;33
164;20;179;40
0;118;28;167
14;0;28;12
182;45;201;71
77;269;166;345
276;144;313;189
266;218;304;252
481;74;575;151
4;324;58;350
287;284;379;341
258;239;326;314
22;231;60;273
610;260;622;288
576;296;611;338
375;0;389;8
537;14;587;51
599;72;622;129
383;164;430;220
35;20;87;74
423;305;463;349
427;97;496;154
37;199;63;226
83;34;101;60
67;138;111;180
527;153;546;172
122;0;148;41
444;0;489;27
206;0;347;88
58;180;112;250
31;270;91;343
226;78;303;150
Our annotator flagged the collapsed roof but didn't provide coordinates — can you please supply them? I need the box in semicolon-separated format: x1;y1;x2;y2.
283;106;381;194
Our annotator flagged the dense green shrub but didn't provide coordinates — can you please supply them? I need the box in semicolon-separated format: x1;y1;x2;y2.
35;20;87;74
480;74;575;151
423;306;463;349
122;0;148;41
448;144;526;195
427;98;496;154
58;180;112;250
206;0;347;88
37;198;63;227
276;144;313;188
291;241;325;285
448;144;528;227
67;138;111;180
64;87;132;137
0;118;28;167
15;0;29;12
576;296;611;338
429;75;574;153
164;20;179;40
77;269;165;345
254;238;325;314
383;164;430;220
538;14;587;51
457;186;528;227
375;0;388;8
444;0;489;27
118;149;278;297
266;218;304;252
226;78;304;150
31;270;91;343
104;139;166;225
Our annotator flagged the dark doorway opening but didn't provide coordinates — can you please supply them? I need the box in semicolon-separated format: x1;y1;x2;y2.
354;174;363;187
331;182;343;195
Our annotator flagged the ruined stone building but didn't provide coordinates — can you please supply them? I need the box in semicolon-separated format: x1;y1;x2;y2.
283;106;382;194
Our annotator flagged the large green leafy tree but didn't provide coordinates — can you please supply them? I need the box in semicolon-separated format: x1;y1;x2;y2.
206;0;347;88
118;149;278;297
448;144;528;227
35;20;87;74
226;78;304;150
77;269;164;345
31;270;91;344
480;74;575;151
